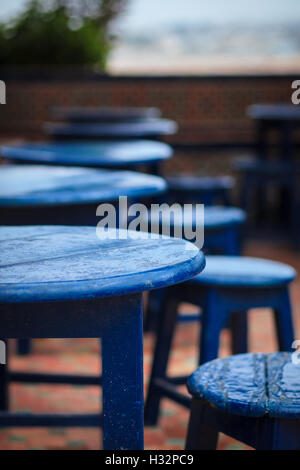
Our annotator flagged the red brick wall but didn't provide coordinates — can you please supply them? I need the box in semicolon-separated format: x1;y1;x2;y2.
0;74;297;145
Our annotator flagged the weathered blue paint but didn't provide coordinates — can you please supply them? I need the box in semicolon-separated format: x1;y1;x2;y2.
0;225;205;450
187;353;268;418
52;106;161;123
0;140;173;169
0;166;166;354
191;255;296;287
186;352;300;450
43;118;178;139
0;226;205;303
0;165;167;207
145;257;295;426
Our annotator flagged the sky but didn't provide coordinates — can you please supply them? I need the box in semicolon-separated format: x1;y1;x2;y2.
1;0;300;29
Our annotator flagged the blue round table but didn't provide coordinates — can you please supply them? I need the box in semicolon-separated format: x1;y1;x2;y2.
0;164;167;226
1;140;173;175
52;106;161;123
0;225;205;449
43;118;178;141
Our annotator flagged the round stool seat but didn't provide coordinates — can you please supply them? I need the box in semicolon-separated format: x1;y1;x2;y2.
191;255;296;288
204;207;245;229
166;175;234;191
141;206;245;231
187;352;300;418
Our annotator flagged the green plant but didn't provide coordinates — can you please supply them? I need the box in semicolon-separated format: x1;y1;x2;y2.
0;0;128;68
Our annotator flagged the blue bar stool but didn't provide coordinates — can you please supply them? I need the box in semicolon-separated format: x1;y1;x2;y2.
235;157;300;248
166;175;234;206
144;206;246;331
186;352;300;450
145;256;296;425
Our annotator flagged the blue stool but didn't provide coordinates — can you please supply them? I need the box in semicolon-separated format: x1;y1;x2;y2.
201;207;245;255
144;206;246;332
166;175;234;206
141;205;246;255
145;256;296;425
186;352;300;450
235;157;300;247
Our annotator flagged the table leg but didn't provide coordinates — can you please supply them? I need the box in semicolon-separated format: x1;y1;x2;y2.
102;294;144;450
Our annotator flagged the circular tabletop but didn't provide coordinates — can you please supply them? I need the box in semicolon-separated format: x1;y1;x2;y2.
43;118;178;139
187;352;300;418
190;256;296;287
247;104;300;121
0;165;167;207
52;106;161;123
1;140;173;168
0;226;205;303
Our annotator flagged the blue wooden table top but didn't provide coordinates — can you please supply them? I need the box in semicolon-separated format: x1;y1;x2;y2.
247;104;300;121
1;141;173;168
0;165;167;207
187;352;300;418
43;118;178;138
52;106;161;123
190;255;296;287
0;226;205;303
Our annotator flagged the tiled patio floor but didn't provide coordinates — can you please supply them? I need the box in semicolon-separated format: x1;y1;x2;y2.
0;239;299;450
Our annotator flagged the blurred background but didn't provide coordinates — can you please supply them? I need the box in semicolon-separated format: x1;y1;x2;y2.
0;0;299;148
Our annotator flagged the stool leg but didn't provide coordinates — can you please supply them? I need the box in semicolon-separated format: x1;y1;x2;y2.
230;311;248;355
144;294;179;426
240;174;252;213
17;339;31;355
199;290;228;364
222;228;241;256
221;188;232;207
256;418;300;450
0;339;9;410
144;289;164;333
273;287;294;351
186;399;218;450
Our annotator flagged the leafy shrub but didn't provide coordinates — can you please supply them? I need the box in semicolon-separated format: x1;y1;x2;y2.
0;0;127;69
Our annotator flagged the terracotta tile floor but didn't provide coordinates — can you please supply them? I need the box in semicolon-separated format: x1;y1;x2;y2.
0;239;299;450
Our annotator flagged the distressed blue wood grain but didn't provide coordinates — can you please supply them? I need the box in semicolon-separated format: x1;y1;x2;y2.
0;165;166;207
187;353;267;417
187;352;300;420
0;140;173;168
190;255;296;287
267;353;300;418
0;225;205;303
